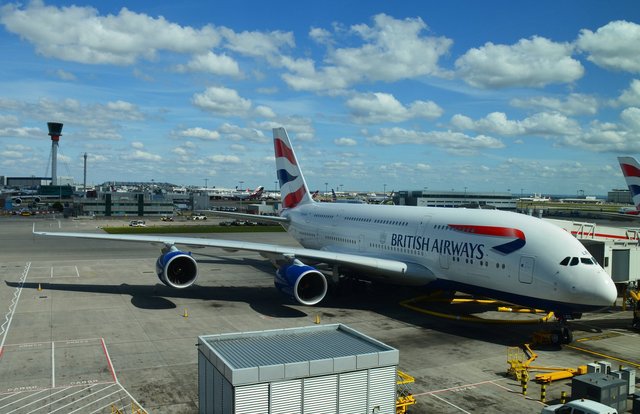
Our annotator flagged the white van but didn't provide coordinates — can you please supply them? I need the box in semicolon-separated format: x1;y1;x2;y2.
541;399;618;414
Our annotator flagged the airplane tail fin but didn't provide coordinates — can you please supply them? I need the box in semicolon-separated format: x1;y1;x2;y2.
273;128;314;209
331;189;337;202
618;156;640;210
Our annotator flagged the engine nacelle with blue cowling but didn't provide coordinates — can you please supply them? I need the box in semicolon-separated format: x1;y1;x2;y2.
155;249;198;288
274;260;328;305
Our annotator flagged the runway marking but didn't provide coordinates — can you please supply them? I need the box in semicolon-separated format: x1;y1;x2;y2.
0;390;49;412
414;377;509;396
46;383;118;414
69;387;122;414
565;344;640;369
3;386;71;414
101;338;118;383
0;262;30;354
51;341;55;388
430;393;472;413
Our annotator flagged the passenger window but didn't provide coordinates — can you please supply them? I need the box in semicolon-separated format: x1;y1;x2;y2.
560;257;570;266
570;257;579;266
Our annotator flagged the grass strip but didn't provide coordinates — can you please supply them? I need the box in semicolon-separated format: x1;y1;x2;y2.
103;225;286;234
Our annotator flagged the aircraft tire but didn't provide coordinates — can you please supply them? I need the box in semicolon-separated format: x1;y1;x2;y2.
561;327;573;344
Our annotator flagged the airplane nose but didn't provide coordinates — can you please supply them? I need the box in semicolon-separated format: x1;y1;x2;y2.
593;273;618;307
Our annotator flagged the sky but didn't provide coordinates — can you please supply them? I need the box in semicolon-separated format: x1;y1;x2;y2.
1;1;640;196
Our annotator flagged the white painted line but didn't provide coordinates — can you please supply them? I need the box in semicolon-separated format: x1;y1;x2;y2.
23;385;99;414
0;393;20;403
75;266;80;278
0;388;48;411
68;389;124;414
430;394;472;414
0;262;31;351
5;386;71;414
51;341;55;389
115;384;147;413
50;267;53;278
47;383;118;414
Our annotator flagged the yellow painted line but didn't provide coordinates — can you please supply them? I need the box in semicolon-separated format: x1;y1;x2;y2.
565;345;640;369
575;332;622;343
400;296;554;325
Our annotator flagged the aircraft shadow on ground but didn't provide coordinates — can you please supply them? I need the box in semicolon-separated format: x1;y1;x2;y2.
5;270;630;347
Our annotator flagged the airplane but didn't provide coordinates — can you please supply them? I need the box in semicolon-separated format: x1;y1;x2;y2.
232;185;264;200
618;156;640;215
34;127;617;343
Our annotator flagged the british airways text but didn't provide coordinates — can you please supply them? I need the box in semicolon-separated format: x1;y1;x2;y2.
390;233;485;259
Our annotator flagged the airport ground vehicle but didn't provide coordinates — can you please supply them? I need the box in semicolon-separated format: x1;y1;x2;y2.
128;220;146;227
191;214;207;220
541;399;617;414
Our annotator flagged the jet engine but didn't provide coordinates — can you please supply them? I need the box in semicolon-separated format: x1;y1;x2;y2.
274;260;328;305
155;249;198;288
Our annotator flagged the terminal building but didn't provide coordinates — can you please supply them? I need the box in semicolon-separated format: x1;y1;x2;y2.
394;190;517;210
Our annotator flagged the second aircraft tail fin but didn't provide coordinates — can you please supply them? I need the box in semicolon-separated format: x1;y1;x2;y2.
618;156;640;210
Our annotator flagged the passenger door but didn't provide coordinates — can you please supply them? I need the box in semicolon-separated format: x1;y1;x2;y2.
518;256;535;284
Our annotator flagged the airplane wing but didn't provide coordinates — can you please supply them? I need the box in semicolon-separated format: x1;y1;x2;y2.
32;229;432;279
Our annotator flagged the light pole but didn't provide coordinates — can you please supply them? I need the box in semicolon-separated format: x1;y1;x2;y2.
325;182;328;196
204;178;208;190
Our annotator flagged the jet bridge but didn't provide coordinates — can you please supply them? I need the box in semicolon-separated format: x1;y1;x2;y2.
544;218;640;284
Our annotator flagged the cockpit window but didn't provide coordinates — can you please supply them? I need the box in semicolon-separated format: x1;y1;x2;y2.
570;257;579;266
560;257;570;266
581;258;594;265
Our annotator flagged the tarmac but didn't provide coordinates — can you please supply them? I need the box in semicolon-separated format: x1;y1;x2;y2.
0;214;639;413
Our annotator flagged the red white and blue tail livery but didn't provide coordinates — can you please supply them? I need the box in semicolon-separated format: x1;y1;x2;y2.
274;127;313;209
618;156;640;214
34;127;617;334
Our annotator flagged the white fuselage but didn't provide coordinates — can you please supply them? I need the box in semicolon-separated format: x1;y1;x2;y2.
282;202;617;314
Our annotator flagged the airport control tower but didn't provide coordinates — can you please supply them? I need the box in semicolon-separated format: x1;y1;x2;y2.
47;122;63;185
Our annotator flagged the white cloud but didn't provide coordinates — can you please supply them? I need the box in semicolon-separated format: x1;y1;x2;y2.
577;20;640;73
0;126;41;138
555;107;640;152
615;79;640;107
0;1;220;65
452;111;581;137
123;150;162;161
282;14;452;92
309;27;332;45
1;150;22;158
177;127;220;140
254;105;276;118
334;137;357;146
510;93;598;116
219;27;294;61
175;51;241;77
192;86;252;116
346;92;443;123
131;141;144;149
455;36;584;88
54;69;76;81
219;123;268;143
208;154;240;163
367;127;504;155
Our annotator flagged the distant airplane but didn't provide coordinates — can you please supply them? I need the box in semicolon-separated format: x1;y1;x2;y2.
35;128;617;343
232;185;264;200
618;156;640;215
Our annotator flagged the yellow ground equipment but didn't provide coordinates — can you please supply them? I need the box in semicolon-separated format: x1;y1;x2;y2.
507;343;587;384
396;370;416;414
